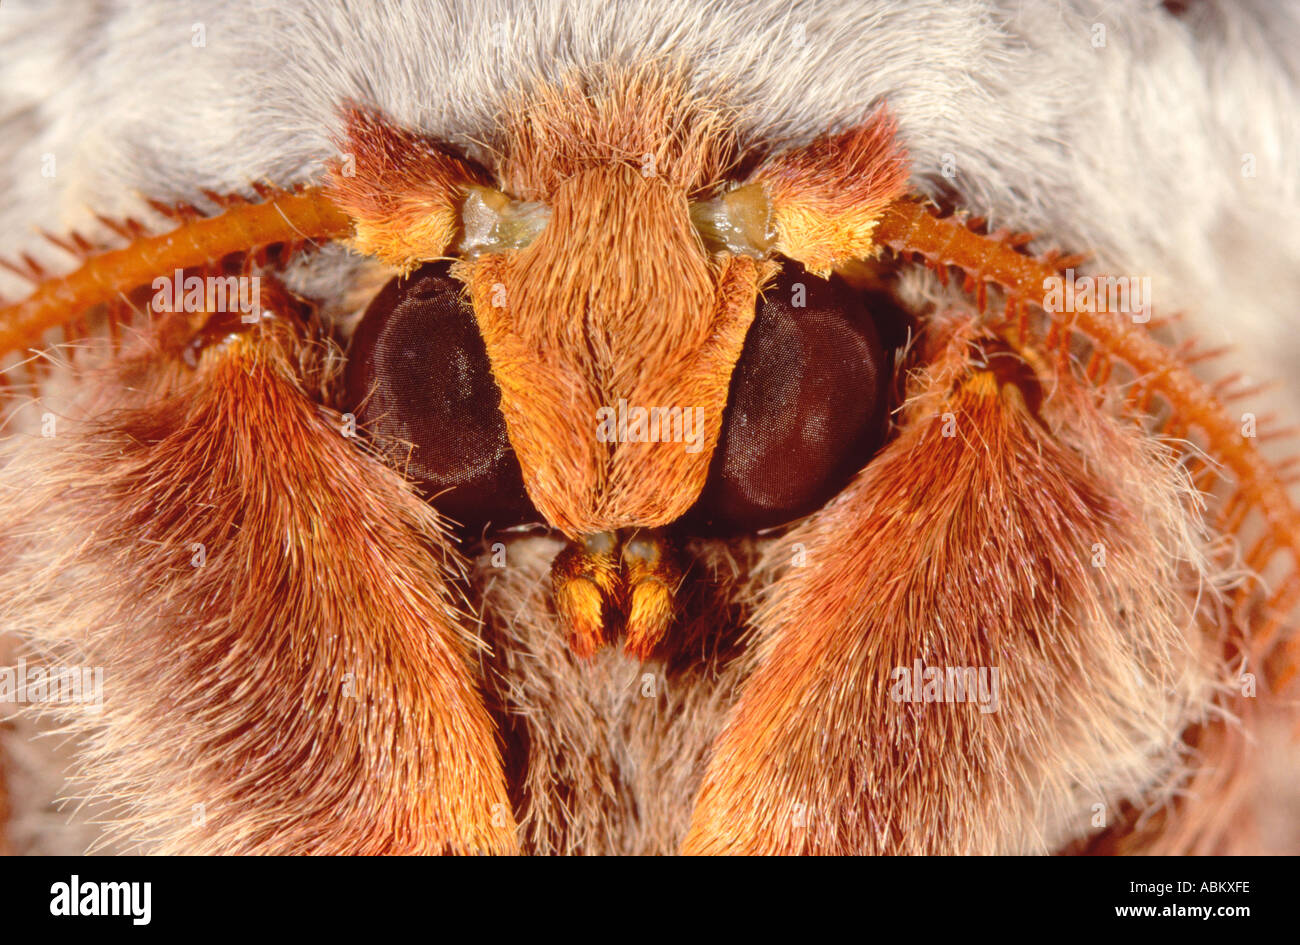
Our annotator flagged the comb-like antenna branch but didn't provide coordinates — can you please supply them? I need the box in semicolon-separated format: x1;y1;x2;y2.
873;197;1300;680
0;187;352;359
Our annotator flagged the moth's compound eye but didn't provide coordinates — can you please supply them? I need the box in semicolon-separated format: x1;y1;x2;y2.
345;261;538;532
686;262;890;534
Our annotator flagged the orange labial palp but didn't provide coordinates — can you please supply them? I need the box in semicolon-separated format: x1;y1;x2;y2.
0;187;352;358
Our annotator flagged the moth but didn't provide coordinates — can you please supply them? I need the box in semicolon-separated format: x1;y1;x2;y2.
1;3;1297;856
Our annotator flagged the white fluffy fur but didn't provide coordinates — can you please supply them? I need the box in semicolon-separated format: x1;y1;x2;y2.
1;0;1298;853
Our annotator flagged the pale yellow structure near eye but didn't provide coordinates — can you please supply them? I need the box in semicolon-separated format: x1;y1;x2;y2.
348;195;461;275
356;171;883;279
349;183;555;271
688;180;887;277
688;182;775;257
768;205;885;278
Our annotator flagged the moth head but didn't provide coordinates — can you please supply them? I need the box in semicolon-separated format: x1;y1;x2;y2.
328;69;909;541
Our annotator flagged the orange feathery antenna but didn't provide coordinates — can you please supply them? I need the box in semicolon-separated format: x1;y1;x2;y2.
0;186;350;361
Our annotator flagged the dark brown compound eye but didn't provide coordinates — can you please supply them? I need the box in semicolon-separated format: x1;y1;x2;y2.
685;262;892;534
345;261;538;533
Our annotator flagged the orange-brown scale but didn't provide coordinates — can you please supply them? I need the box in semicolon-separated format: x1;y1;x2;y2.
751;104;911;277
453;67;775;537
683;324;1213;854
1;277;517;854
325;105;484;272
872;198;1300;688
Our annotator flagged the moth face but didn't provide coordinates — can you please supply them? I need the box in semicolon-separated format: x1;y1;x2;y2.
324;73;912;657
332;74;909;551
